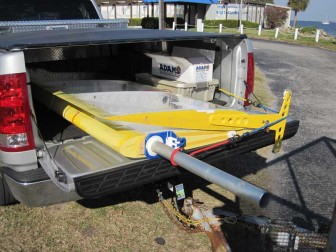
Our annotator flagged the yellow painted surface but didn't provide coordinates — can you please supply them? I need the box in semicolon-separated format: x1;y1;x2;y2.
104;91;292;131
62;105;145;158
270;90;292;153
51;92;238;158
172;130;247;150
54;91;110;117
49;89;291;158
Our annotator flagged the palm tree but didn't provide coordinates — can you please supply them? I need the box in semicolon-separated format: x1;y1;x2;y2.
288;0;310;27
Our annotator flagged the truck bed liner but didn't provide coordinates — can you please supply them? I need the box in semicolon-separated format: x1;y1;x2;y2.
47;137;140;178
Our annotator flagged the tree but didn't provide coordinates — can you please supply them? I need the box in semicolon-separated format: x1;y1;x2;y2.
264;5;288;28
288;0;310;27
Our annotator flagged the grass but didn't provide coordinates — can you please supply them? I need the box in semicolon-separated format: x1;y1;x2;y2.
253;66;274;107
0;197;211;251
191;27;336;51
0;68;274;251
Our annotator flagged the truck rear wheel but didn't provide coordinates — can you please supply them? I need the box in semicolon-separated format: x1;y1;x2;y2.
0;175;17;206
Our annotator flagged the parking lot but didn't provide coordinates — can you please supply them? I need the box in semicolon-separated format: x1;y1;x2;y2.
252;40;336;228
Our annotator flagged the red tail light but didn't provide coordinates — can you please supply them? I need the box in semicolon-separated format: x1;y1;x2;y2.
244;53;255;107
0;73;35;152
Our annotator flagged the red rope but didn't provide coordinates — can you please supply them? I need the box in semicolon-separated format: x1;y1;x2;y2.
169;139;231;166
170;147;181;166
189;139;231;157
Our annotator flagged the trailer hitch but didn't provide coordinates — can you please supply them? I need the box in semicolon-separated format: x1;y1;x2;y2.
157;184;232;252
182;198;232;252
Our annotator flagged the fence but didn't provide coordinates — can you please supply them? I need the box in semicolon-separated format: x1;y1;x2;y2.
169;19;333;44
173;22;195;31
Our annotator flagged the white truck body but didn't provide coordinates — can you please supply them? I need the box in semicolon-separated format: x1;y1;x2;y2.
0;0;299;207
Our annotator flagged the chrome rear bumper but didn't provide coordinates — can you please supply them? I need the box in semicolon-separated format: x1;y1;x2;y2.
4;174;81;207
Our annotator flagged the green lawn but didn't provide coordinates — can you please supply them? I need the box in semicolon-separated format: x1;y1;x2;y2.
189;27;336;51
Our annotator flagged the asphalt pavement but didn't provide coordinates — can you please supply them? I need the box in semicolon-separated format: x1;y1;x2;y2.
251;40;336;231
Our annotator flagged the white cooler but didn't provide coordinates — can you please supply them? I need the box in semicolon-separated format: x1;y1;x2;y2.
136;73;219;102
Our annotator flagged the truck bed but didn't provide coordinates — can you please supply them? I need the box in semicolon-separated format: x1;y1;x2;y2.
29;77;299;200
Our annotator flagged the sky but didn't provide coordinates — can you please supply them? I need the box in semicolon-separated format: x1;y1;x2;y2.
274;0;335;21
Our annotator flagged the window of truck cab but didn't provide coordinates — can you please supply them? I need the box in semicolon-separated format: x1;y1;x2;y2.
0;0;99;21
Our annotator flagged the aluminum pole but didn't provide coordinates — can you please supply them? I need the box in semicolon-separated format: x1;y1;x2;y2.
159;0;164;30
152;141;270;208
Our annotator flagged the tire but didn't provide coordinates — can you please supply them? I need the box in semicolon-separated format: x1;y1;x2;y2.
0;174;17;206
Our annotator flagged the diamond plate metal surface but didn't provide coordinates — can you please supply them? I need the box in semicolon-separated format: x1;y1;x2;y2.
24;45;111;63
0;19;128;34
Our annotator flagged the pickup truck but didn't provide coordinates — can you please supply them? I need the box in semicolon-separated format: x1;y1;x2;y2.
0;0;299;207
